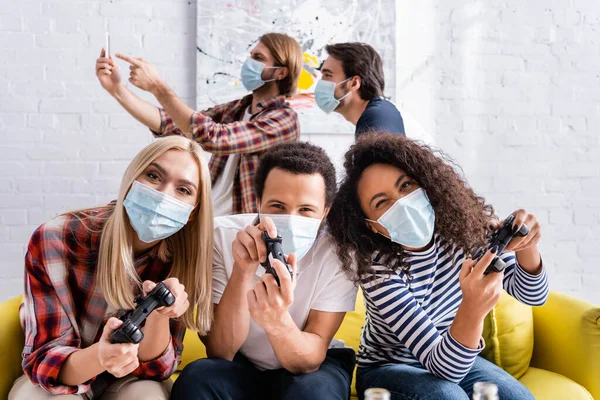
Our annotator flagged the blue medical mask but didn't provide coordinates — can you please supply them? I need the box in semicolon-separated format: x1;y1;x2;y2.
241;57;280;92
260;213;323;262
314;78;351;114
365;188;435;248
124;181;194;243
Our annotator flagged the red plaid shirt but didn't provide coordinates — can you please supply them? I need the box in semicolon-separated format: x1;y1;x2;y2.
152;94;299;214
20;206;185;395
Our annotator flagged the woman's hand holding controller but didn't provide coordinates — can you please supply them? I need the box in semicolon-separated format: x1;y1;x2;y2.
489;209;542;274
98;317;140;378
142;278;189;319
450;248;504;349
458;248;504;321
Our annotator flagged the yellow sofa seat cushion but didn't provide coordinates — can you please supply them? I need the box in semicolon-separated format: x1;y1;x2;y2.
519;367;593;400
481;291;534;380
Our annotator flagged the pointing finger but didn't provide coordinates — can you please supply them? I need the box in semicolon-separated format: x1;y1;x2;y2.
116;53;142;67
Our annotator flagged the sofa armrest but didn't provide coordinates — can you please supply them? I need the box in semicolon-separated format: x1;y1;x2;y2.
531;291;600;400
0;296;25;399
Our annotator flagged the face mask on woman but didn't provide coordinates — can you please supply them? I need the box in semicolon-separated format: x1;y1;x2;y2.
241;57;281;92
260;213;323;261
365;188;435;248
124;181;194;243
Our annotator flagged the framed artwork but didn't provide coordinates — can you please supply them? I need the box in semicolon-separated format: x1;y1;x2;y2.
196;0;396;134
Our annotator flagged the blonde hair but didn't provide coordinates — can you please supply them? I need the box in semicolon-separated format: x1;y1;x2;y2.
260;32;303;97
79;137;213;334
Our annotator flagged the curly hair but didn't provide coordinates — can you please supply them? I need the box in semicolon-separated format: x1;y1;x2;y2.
327;133;495;281
255;141;337;207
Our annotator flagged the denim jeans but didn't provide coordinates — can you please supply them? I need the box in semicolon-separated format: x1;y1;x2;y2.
356;356;534;400
171;348;355;400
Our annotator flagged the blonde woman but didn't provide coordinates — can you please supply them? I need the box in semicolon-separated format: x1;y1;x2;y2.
9;136;213;400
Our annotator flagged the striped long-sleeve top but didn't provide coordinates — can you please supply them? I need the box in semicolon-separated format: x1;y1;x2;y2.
358;234;549;383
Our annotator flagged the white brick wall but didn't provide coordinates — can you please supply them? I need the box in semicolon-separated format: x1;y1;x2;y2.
1;0;599;305
396;0;600;303
0;0;197;300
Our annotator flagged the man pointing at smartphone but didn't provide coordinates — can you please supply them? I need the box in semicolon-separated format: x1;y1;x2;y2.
95;33;302;216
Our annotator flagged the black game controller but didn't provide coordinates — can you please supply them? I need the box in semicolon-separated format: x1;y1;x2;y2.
473;214;530;275
261;231;293;286
110;282;175;344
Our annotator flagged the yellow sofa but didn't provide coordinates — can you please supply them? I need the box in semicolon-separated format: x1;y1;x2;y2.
1;291;598;400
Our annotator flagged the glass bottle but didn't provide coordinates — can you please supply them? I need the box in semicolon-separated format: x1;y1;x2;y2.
472;382;499;400
364;388;391;400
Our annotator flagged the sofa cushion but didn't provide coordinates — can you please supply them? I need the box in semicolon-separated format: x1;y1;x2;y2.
0;295;25;400
481;291;534;379
178;329;206;371
330;289;365;398
519;367;593;400
332;289;365;353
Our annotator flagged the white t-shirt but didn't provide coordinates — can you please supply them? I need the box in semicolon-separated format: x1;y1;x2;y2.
210;107;252;217
212;214;358;370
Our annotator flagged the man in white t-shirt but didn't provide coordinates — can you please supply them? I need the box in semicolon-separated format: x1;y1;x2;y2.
172;142;358;400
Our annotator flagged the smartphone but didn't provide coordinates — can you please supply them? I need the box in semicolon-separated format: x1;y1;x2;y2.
105;32;111;58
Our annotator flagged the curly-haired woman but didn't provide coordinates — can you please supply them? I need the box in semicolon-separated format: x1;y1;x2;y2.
327;133;548;400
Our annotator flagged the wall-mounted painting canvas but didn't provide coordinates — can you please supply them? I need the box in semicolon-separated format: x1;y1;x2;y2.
196;0;396;135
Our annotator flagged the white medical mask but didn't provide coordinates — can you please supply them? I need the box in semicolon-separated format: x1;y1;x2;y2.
314;78;351;114
241;57;280;91
124;181;194;243
260;213;322;261
365;188;435;248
